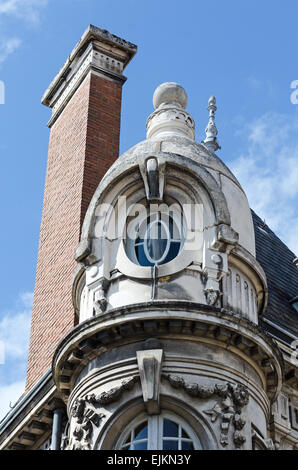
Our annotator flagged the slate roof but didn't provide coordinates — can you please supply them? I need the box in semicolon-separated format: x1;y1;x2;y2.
251;210;298;344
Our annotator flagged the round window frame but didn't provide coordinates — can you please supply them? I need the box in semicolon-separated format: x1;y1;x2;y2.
116;198;196;279
131;210;184;267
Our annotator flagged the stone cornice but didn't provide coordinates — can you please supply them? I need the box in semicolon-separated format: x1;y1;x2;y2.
42;25;136;107
41;25;137;127
52;301;283;404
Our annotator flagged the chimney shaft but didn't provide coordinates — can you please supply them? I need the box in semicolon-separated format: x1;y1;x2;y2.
26;26;137;392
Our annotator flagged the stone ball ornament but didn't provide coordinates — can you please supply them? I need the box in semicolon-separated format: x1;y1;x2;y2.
153;82;188;109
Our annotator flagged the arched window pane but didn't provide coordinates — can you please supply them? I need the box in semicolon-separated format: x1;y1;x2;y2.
163;419;179;437
134;441;148;450
135;422;148;440
163;440;178;450
182;441;194;450
182;428;190;438
117;412;200;450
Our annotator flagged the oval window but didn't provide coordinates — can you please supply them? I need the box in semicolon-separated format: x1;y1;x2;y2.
131;212;183;267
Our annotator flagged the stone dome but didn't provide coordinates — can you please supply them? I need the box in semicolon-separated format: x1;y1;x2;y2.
101;134;256;256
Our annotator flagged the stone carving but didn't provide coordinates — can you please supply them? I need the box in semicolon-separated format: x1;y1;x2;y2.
146;107;195;140
204;288;220;306
233;430;246;448
146;158;159;199
69;397;105;450
86;376;138;406
137;349;163;414
94;279;109;313
164;375;249;449
68;377;137;450
139;157;165;201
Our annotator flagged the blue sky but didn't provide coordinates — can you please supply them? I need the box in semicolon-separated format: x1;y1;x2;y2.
0;0;298;420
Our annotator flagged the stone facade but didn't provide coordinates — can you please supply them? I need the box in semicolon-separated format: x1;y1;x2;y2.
0;25;297;451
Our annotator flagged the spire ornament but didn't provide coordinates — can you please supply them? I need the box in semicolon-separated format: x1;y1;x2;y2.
203;96;221;152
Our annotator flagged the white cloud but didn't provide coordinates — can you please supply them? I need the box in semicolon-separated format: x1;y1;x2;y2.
0;308;31;359
0;0;49;24
0;36;21;64
229;112;298;255
0;291;32;421
20;291;33;309
0;380;25;422
0;0;50;65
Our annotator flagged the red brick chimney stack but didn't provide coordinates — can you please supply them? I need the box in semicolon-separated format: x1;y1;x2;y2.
26;26;137;392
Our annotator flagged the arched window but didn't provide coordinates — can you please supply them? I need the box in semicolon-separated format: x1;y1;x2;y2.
116;412;201;450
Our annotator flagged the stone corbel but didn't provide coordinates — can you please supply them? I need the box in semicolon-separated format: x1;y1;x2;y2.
75;239;99;265
75;239;91;262
212;224;239;252
94;279;109;313
136;349;163;414
139;157;165;201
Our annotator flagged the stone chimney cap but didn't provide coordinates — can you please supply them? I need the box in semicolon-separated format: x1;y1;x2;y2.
153;82;188;109
41;24;137;107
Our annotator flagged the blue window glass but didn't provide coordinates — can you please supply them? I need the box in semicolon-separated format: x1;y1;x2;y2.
163;440;178;450
163;419;179;437
133;212;183;266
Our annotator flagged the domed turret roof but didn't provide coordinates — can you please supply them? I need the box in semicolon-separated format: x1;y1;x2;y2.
102;82;256;255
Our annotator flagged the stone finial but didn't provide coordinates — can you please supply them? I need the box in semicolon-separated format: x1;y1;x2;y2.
153;82;188;109
146;82;195;140
203;96;221;152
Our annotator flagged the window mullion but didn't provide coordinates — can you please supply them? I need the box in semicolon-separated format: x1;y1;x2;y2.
148;415;159;450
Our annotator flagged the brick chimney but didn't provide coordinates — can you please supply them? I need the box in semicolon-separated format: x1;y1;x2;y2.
25;25;137;392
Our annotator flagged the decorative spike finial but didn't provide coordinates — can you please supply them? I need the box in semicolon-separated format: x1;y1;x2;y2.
202;96;221;152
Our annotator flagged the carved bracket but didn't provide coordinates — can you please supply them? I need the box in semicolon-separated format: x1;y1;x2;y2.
139;157;166;201
137;349;163;415
212;224;239;251
164;374;249;449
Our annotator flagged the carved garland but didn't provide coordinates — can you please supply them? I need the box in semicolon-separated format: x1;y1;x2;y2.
68;376;138;450
164;374;249;449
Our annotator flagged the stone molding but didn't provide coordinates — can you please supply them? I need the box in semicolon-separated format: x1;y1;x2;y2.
42;25;137;127
46;45;125;128
42;24;136;105
52;301;283;404
146;105;195;140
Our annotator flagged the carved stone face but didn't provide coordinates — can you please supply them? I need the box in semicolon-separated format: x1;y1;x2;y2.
205;289;219;306
71;398;85;419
